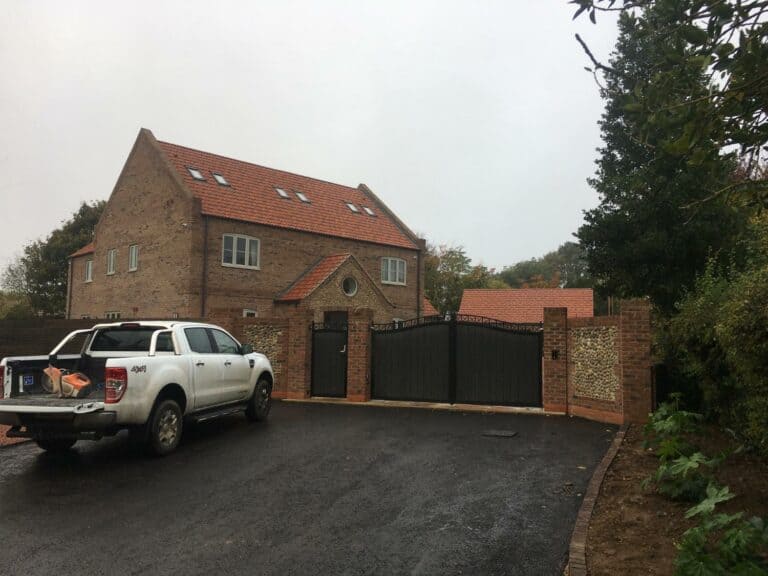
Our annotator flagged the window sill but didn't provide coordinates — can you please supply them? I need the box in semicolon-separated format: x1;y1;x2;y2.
106;272;115;276
222;262;260;271
381;281;407;286
128;268;137;273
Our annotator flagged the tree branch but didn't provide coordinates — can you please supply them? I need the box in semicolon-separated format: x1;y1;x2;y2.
575;33;617;74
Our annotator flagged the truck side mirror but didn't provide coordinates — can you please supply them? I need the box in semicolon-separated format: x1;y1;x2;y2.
240;344;254;355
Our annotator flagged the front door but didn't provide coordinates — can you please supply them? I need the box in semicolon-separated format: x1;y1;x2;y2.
311;314;348;397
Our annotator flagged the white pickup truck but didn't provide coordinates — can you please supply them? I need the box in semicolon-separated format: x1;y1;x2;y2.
0;321;274;455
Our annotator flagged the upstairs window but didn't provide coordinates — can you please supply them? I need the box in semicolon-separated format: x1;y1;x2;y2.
128;245;139;272
295;191;310;203
346;203;360;213
106;249;117;275
381;257;406;285
187;167;205;181
84;260;93;282
275;187;290;199
222;234;260;269
212;173;229;186
362;206;376;216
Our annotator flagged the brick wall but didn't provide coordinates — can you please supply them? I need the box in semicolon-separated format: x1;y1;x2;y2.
68;129;201;319
346;309;373;402
542;300;652;425
0;319;97;359
542;307;568;413
201;218;421;321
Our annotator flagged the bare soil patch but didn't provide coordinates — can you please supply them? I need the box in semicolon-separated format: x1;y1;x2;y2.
587;424;768;575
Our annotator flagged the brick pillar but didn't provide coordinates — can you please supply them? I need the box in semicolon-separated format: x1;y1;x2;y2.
347;308;374;402
620;299;652;423
286;309;313;400
543;307;568;414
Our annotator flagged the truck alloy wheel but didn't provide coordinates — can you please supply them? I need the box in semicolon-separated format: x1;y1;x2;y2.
246;378;271;422
149;399;183;456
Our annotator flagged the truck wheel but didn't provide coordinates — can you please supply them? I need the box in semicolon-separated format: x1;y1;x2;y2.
36;438;76;453
148;399;183;456
246;378;271;422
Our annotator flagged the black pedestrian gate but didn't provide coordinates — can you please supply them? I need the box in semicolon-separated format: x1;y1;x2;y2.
311;323;348;397
371;315;542;406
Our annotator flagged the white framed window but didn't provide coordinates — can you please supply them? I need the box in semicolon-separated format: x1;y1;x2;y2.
275;187;290;199
381;257;406;285
212;173;229;186
345;202;360;213
106;249;116;275
128;244;139;272
362;206;376;216
222;234;260;269
84;260;93;282
243;309;257;318
295;191;310;203
187;167;205;181
105;311;121;320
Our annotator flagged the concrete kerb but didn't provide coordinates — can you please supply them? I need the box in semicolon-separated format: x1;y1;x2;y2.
565;423;629;576
282;396;546;415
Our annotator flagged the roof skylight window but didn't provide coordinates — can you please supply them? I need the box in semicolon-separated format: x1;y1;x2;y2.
275;187;290;199
362;206;375;216
295;191;310;203
346;203;360;213
187;167;205;181
212;173;229;186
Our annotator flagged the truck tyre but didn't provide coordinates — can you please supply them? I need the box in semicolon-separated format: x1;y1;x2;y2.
246;378;271;422
36;438;76;453
147;399;183;456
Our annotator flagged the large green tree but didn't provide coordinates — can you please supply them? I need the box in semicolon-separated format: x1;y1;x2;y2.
576;6;747;313
2;201;105;316
573;0;768;205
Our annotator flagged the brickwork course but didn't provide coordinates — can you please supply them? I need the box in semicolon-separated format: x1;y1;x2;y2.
67;128;425;324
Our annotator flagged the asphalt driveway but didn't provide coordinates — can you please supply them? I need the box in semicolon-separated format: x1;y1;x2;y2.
0;402;615;576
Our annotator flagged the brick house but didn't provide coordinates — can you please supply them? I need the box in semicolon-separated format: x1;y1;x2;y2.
459;288;594;323
66;129;425;324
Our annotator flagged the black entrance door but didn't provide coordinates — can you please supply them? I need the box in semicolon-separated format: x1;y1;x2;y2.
311;315;348;397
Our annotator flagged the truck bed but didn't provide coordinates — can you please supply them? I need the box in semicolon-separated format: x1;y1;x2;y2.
0;393;105;408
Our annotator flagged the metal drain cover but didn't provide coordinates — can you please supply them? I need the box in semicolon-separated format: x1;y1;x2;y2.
482;430;518;438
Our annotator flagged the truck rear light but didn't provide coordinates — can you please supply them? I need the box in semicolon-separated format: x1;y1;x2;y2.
105;367;127;404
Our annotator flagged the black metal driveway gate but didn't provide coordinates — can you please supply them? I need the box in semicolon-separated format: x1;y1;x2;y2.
371;315;542;406
311;323;348;397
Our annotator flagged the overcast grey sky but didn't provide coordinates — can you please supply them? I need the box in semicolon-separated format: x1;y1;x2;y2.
0;1;618;272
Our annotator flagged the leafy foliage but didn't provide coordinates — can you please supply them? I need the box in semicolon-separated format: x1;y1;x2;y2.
573;0;768;206
666;214;768;455
576;5;748;313
423;243;508;314
497;241;592;289
1;201;104;316
675;513;768;576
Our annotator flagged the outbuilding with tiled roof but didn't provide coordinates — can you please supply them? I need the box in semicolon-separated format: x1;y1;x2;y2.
459;288;594;324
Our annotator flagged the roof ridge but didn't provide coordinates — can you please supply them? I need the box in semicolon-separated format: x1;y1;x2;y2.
158;140;360;193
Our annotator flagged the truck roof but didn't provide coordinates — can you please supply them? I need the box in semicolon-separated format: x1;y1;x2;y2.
89;321;219;330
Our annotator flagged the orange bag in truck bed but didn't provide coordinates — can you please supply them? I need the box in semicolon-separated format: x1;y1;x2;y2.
43;366;93;398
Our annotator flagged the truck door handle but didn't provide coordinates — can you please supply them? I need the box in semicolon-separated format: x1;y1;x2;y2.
224;361;232;367
340;345;346;354
196;362;205;367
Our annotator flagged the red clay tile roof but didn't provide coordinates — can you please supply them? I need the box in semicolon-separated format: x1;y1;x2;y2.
422;297;438;316
69;242;95;258
276;254;352;302
157;141;418;250
459;288;594;323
